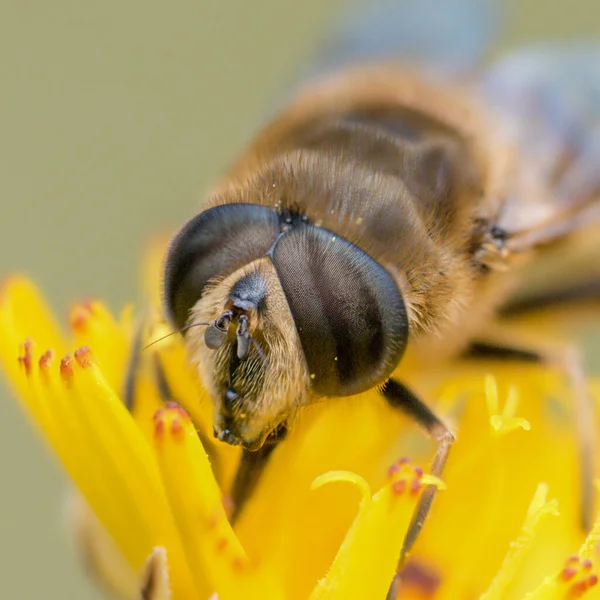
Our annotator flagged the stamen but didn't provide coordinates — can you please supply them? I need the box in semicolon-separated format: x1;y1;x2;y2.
37;349;55;386
154;419;165;439
18;338;34;376
560;556;599;599
153;404;191;446
38;349;54;371
170;419;184;439
74;346;94;368
60;354;74;382
387;458;445;497
69;302;94;333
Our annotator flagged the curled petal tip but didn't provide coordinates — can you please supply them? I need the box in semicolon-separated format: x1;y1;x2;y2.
311;470;371;498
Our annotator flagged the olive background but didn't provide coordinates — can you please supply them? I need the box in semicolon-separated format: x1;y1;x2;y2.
1;1;600;597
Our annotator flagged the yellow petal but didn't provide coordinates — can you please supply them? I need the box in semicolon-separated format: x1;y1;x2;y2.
0;277;66;402
235;393;412;599
69;300;130;391
0;276;65;352
152;329;241;491
153;403;284;600
419;368;576;599
481;483;559;600
525;485;600;600
524;555;599;599
309;461;443;600
579;481;600;560
8;345;197;600
64;349;196;597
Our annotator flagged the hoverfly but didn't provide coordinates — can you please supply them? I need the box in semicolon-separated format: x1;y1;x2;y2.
159;3;600;591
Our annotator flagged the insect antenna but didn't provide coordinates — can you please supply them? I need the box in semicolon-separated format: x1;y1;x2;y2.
142;321;211;351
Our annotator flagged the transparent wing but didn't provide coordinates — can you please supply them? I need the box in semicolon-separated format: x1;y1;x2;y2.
307;0;501;78
481;44;600;248
480;45;600;304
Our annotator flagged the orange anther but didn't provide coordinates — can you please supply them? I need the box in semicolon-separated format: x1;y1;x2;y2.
392;479;407;495
562;567;578;581
38;349;54;370
69;301;95;332
170;419;184;440
154;419;165;439
60;355;74;381
410;478;422;496
74;346;93;368
387;463;400;478
18;338;34;376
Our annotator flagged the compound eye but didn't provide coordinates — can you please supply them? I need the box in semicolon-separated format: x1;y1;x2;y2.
272;224;408;397
164;203;280;330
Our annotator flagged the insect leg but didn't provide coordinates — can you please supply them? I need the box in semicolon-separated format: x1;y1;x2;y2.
464;341;541;363
230;444;277;522
380;379;454;558
230;426;287;523
122;320;146;412
501;280;600;315
467;339;595;530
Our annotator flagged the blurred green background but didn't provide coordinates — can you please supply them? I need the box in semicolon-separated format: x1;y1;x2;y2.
1;0;600;597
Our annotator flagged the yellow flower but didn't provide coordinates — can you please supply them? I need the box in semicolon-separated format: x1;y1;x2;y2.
1;273;600;600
